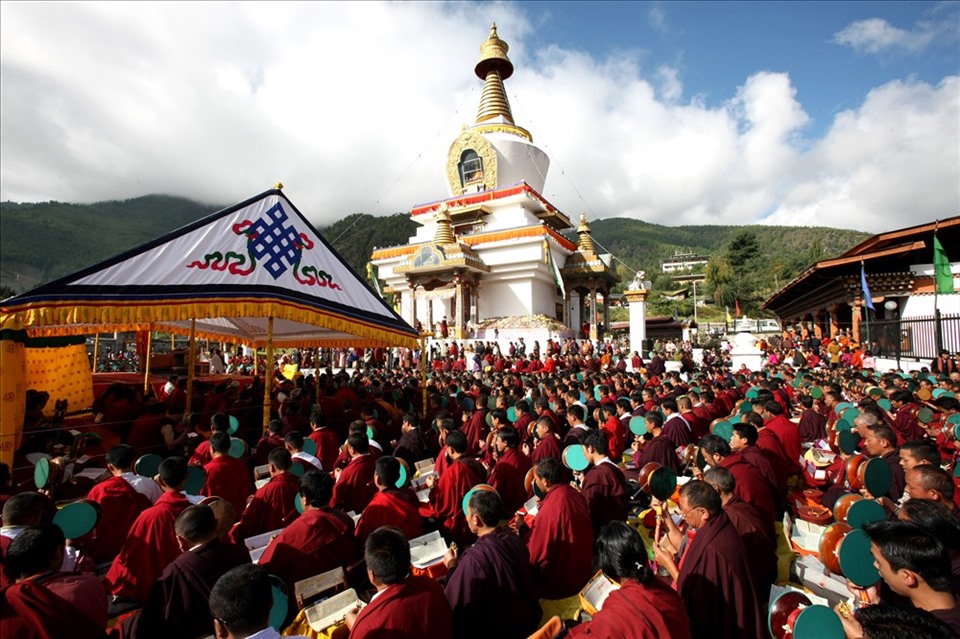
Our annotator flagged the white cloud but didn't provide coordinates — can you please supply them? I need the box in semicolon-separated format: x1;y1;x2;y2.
0;2;956;237
648;5;667;32
833;17;938;54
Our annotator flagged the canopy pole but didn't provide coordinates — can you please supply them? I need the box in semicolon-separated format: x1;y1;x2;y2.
170;334;175;350
143;328;153;396
262;317;274;431
92;333;100;373
186;319;197;415
315;347;321;398
253;348;258;376
420;333;428;419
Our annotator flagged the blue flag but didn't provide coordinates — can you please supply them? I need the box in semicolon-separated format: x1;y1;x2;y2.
861;265;875;310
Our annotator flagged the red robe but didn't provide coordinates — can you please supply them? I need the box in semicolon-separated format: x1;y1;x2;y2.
84;475;152;562
757;426;799;475
636;435;682;474
104;490;191;602
676;513;763;639
892;404;925;444
568;578;691;639
230;471;301;544
259;507;358;594
527;484;594;600
531;435;562;465
424;456;486;545
188;440;212;467
1;574;107;639
724;497;777;605
354;488;423;546
201;455;254;516
720;452;776;524
763;414;802;469
739;444;786;505
661;415;691;449
308;427;342;473
350;575;453;639
489;447;532;514
798;408;827;443
601;416;626;461
330;454;377;513
462;412;488;456
580;460;629;536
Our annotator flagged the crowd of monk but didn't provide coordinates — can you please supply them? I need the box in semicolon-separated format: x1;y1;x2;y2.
2;339;960;639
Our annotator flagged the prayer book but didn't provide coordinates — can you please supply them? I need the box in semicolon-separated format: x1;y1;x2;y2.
579;570;620;615
295;566;345;608
408;530;448;568
304;588;364;632
254;464;270;479
244;527;284;563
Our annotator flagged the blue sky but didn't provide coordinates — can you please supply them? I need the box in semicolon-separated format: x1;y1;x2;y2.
1;1;957;232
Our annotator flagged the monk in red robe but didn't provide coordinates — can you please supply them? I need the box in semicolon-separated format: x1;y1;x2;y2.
444;489;541;639
730;420;787;508
252;419;286;467
599;403;626;461
488;427;532;514
567;521;691;638
84;445;153;562
122;504;249;639
0;524;107;639
580;429;628;536
653;480;764;639
704;466;777;605
523;417;562;466
200;432;254;516
700;434;776;523
761;401;802;469
423;431;486;545
259;469;358;594
330;432;377;513
104;456;192;602
524;457;595;600
188;412;230;467
633;411;682;474
354;456;423;546
230;447;300;544
308;413;342;473
345;526;453;639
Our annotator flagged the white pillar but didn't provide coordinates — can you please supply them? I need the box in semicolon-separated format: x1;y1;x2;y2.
571;292;582;332
625;288;648;355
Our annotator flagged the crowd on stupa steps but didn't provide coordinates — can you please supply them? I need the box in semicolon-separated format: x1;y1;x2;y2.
2;335;960;639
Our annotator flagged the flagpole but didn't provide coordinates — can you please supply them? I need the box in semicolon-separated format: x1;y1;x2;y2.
934;221;943;354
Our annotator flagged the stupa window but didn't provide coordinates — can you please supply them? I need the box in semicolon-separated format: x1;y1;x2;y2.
458;150;484;186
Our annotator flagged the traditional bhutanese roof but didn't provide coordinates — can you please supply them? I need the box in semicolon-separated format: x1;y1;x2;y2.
411;181;572;231
371;224;577;262
762;216;959;314
561;213;620;284
0;188;420;349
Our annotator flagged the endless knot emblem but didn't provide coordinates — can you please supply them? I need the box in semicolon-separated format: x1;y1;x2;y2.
248;204;302;279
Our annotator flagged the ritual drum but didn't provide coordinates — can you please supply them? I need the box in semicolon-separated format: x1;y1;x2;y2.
206;497;238;538
818;522;852;576
562;444;589;472
525;467;545;500
462;484;498;515
302;437;318;457
638;462;661;493
844;455;868;491
53;499;101;541
396;458;410;489
268;574;289;631
916;407;934;425
916;388;933;402
857;457;892;498
768;590;844;639
34;457;65;490
135;453;163;478
629;416;648;437
832;493;862;524
228;437;249;460
185;465;206;496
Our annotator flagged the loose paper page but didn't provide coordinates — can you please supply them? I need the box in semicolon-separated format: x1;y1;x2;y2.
409;530;447;568
305;588;363;631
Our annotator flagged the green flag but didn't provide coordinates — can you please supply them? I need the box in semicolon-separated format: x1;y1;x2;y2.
933;235;953;294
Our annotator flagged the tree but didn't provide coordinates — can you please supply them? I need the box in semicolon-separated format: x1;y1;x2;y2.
704;258;735;307
724;230;762;312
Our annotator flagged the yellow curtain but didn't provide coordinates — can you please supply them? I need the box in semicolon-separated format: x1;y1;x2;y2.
0;331;27;467
25;343;94;416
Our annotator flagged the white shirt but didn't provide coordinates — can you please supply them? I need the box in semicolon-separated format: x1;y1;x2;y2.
1;526;81;571
120;471;163;503
292;451;323;471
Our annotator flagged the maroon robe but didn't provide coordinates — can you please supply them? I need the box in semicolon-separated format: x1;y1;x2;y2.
462;412;488;457
230;471;300;544
104;490;191;602
580;460;629;536
253;433;285;467
764;414;802;469
1;574;107;639
527;484;594;600
719;453;776;524
489;447;532;514
308;428;342;474
124;539;250;639
188;440;212;467
568;578;692;639
393;429;429;468
636;435;682;474
531;435;562;465
739;444;786;505
798;408;827;443
201;455;254;516
330;454;377;513
444;529;541;639
259;507;358;594
676;512;764;639
424;457;486;545
757;426;800;475
724;496;777;604
355;488;423;546
661;415;691;449
350;575;453;639
84;475;152;562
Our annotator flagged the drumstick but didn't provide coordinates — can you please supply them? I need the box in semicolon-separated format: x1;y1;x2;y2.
653;504;662;572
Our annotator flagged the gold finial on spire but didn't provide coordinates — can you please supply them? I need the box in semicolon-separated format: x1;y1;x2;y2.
475;23;515;124
274;182;284;190
576;213;596;254
433;203;456;246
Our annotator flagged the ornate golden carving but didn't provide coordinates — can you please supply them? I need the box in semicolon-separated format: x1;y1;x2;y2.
472;122;532;142
446;130;498;194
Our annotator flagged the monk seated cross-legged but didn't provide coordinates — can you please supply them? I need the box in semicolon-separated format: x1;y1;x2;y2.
230;447;301;544
354;456;422;546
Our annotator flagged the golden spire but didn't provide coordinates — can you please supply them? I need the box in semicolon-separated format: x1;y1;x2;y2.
475;23;515;124
433;204;456;246
576;213;596;254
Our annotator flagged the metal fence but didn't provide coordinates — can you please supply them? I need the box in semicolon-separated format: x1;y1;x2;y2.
866;313;960;361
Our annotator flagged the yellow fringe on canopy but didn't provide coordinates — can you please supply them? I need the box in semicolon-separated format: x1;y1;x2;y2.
0;298;419;349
